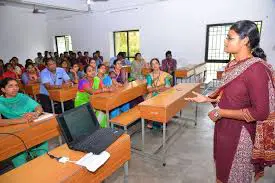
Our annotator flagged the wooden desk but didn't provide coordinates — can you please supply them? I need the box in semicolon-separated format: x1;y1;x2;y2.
175;63;206;83
193;63;206;82
0;134;131;183
138;83;201;164
91;80;147;127
141;68;152;76
24;83;40;100
0;116;59;162
48;86;78;113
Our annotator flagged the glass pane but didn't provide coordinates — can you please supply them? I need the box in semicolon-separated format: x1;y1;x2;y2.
114;32;128;56
65;35;73;51
128;31;140;57
56;37;66;54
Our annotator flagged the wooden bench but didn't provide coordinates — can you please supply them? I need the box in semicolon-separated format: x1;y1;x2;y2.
110;106;141;133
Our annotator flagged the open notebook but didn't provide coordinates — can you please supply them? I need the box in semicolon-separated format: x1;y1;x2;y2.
33;112;55;123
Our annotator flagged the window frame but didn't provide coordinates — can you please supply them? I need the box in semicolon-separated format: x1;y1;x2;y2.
55;35;72;55
113;29;140;61
205;21;262;63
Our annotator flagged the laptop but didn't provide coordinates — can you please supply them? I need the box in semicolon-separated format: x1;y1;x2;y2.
56;103;124;154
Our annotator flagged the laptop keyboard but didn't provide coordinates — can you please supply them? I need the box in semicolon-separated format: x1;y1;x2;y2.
73;128;124;154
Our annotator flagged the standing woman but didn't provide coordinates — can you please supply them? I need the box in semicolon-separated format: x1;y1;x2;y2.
145;58;172;129
185;20;275;183
0;78;47;167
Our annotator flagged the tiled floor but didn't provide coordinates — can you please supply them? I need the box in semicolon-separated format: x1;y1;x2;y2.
103;103;275;183
46;101;275;183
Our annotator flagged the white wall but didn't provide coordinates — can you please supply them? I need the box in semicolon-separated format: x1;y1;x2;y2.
0;5;49;64
47;0;275;66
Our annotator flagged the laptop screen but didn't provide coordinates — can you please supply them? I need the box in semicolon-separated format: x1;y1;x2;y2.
57;104;99;143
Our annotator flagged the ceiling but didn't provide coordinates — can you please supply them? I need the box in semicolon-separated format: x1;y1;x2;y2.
1;0;167;12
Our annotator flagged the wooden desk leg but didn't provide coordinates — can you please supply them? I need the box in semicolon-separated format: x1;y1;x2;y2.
195;103;198;126
124;161;129;183
124;126;128;134
162;123;166;166
61;102;65;113
141;118;145;152
51;100;55;114
106;111;110;128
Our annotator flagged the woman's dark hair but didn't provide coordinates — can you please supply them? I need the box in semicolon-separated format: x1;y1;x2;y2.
4;63;12;72
25;59;33;64
25;62;35;70
113;59;119;65
89;57;96;63
150;58;160;66
45;58;55;65
0;77;17;89
165;51;172;57
83;65;92;74
135;53;141;59
0;59;4;65
230;20;266;60
97;64;106;69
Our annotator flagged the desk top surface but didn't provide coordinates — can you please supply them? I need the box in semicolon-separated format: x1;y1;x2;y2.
0;134;131;183
139;83;200;108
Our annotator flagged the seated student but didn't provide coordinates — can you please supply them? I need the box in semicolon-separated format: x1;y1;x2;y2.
39;58;73;113
3;63;18;79
74;65;112;128
68;63;83;84
89;58;97;72
21;63;40;85
94;64;112;87
161;51;177;85
109;59;130;118
95;50;104;63
93;52;103;66
10;57;24;77
0;77;48;167
146;58;172;129
60;60;70;74
121;52;131;66
34;52;43;65
109;52;131;68
131;53;147;80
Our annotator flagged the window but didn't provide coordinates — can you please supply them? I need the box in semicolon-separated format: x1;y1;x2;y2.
205;21;262;63
204;21;262;81
113;30;140;61
55;35;73;54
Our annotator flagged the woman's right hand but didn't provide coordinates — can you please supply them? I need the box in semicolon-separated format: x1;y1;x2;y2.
184;91;209;103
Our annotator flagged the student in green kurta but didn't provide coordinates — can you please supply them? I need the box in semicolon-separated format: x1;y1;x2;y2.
74;65;113;128
0;77;48;168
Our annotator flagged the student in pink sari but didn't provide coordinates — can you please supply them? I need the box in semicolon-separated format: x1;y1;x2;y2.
185;20;275;183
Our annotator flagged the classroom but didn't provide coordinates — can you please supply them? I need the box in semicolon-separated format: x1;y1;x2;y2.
0;0;275;182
